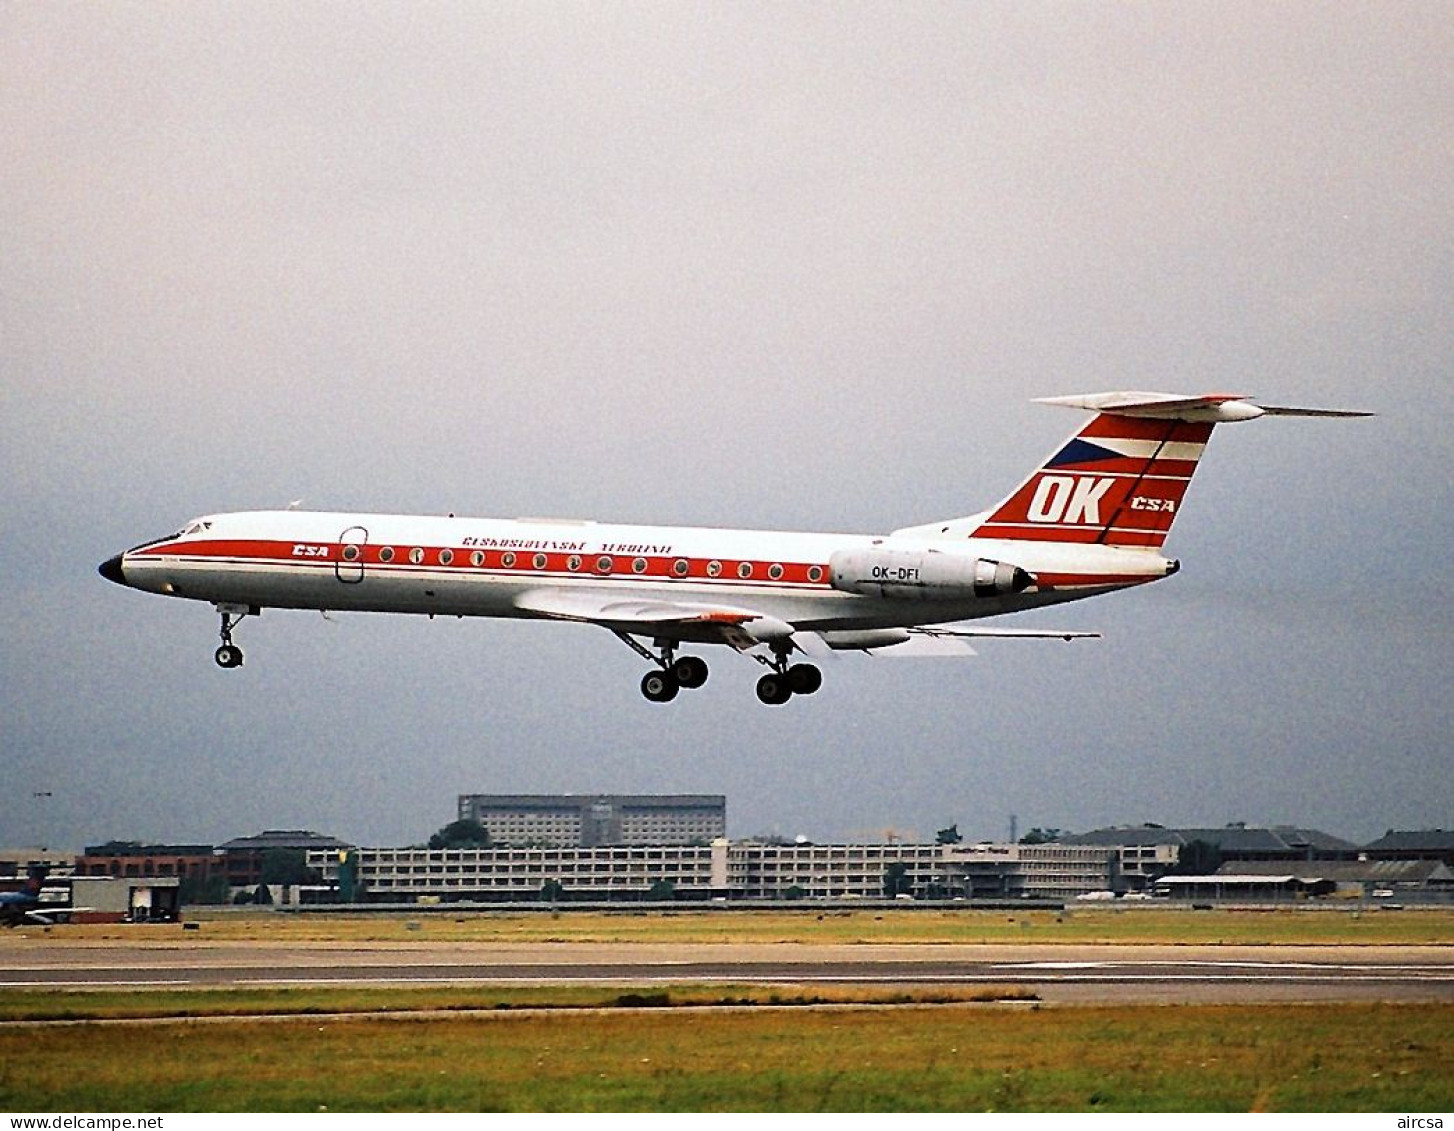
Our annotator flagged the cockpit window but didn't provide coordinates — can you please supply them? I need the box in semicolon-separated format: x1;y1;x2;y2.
178;520;214;538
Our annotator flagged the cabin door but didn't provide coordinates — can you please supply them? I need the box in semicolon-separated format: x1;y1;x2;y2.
336;525;368;584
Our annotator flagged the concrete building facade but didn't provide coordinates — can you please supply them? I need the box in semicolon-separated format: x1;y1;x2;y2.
308;840;1118;903
455;794;726;848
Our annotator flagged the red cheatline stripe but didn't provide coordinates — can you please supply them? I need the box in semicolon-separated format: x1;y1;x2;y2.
1032;571;1162;588
137;541;835;587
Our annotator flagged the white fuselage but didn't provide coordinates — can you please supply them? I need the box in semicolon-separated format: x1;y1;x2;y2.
111;509;1175;636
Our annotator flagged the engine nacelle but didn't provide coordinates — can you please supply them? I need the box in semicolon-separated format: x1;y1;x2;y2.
817;628;913;651
828;549;1032;602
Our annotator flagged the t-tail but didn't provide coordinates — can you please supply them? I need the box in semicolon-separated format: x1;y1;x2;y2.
899;391;1372;548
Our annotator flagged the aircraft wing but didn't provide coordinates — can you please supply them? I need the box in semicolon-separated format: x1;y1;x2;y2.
910;626;1101;642
806;624;1100;657
24;907;84;925
513;587;792;650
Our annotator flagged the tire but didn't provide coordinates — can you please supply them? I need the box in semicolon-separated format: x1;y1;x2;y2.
755;672;792;705
640;670;679;703
787;663;822;695
672;656;709;689
215;645;243;669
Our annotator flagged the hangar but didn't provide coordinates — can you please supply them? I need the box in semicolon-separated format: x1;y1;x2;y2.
1150;874;1337;901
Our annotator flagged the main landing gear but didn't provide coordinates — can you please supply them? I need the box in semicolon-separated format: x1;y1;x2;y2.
213;604;251;669
616;632;822;705
615;633;710;703
753;640;822;706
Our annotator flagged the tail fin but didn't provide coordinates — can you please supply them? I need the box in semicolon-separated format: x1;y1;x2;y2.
973;407;1216;549
898;392;1371;550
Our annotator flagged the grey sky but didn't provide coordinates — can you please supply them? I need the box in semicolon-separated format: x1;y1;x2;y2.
3;3;1450;851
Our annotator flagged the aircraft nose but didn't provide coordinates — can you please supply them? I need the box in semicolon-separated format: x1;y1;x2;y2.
98;554;127;586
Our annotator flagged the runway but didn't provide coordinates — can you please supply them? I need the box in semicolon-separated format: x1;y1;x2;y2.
3;941;1451;1004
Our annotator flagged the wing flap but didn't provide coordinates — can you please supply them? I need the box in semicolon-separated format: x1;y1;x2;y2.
513;587;792;648
812;624;1098;657
911;626;1101;642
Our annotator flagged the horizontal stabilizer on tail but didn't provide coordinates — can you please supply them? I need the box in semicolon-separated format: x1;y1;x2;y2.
1253;404;1377;418
1034;391;1374;422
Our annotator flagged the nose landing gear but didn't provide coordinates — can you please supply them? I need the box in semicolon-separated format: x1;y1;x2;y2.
213;604;252;669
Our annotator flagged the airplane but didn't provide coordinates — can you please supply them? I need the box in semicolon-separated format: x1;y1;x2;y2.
0;866;62;927
99;391;1369;705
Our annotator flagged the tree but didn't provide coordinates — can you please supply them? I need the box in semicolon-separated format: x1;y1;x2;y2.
540;879;565;902
646;878;677;902
179;873;229;905
1173;839;1223;875
428;819;492;850
259;848;317;886
883;861;914;899
935;824;962;845
1018;827;1065;845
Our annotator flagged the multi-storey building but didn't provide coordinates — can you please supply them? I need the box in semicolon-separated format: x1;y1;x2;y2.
219;830;355;887
455;794;726;847
79;841;220;884
308;840;1118;902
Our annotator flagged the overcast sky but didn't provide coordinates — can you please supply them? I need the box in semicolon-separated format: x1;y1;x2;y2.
3;3;1450;852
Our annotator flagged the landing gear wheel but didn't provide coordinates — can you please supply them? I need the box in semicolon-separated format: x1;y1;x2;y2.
787;663;822;695
214;605;251;670
755;672;792;705
671;656;709;689
641;669;680;703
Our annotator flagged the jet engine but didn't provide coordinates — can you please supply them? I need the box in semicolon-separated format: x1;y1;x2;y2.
828;549;1032;601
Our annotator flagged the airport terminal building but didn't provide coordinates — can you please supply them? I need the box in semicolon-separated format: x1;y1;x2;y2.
308;839;1119;903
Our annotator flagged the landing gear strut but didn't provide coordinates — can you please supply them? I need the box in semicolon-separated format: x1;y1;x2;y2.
612;631;820;704
753;641;821;706
615;632;710;704
213;604;250;669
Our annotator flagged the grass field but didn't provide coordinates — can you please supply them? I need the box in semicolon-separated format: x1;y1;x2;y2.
1;1000;1448;1112
35;905;1454;946
3;908;1448;1111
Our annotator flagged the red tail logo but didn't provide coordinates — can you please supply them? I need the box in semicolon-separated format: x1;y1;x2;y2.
974;415;1213;548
